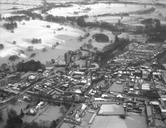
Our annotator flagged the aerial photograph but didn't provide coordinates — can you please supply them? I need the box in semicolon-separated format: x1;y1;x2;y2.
0;0;166;128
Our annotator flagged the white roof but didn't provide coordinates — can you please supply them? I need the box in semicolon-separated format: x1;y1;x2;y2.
29;74;36;80
74;89;82;94
142;83;150;90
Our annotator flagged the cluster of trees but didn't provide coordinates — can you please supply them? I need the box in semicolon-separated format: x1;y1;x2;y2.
12;41;17;45
147;27;166;42
22;122;48;128
0;111;2;122
22;120;61;128
156;50;166;68
16;60;45;72
141;18;161;31
27;46;34;52
5;109;23;128
42;48;47;52
76;16;121;32
3;22;17;30
0;63;17;73
31;38;42;44
17;10;43;20
97;36;130;66
60;103;71;114
52;42;60;49
4;15;30;22
119;114;126;119
4;109;61;128
45;15;77;24
44;14;92;26
78;32;90;42
0;63;9;72
0;44;4;50
9;55;19;62
30;53;36;58
141;18;166;42
81;42;93;50
6;10;126;35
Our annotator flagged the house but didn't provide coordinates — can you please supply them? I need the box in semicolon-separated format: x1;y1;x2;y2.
141;83;150;91
159;97;166;113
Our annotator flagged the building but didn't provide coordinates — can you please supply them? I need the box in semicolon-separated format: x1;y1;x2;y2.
141;83;150;91
159;97;166;113
0;77;8;87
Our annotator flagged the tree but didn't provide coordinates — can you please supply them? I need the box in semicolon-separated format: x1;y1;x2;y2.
51;59;55;64
3;22;17;30
9;55;19;62
30;53;36;58
0;63;9;72
0;110;3;121
19;50;24;54
31;38;42;44
16;59;45;72
93;47;98;52
42;48;47;52
27;46;34;52
60;106;67;114
12;41;16;44
5;109;23;128
7;109;17;119
50;118;61;128
86;42;93;49
22;121;48;128
0;44;4;50
77;17;86;27
19;109;24;118
119;114;126;119
50;120;58;128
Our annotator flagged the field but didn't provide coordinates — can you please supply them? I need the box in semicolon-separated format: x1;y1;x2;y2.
98;104;124;115
0;100;63;127
0;19;85;64
0;4;35;14
48;3;153;17
23;105;62;126
91;114;146;128
0;0;166;65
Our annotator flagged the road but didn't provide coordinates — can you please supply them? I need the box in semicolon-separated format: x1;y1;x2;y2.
0;78;42;110
28;92;84;104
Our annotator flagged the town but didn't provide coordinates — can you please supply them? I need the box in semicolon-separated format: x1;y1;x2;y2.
0;35;166;128
0;0;166;128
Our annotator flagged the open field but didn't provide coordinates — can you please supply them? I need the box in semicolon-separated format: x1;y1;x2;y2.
0;0;166;65
0;3;36;14
91;114;146;128
98;104;124;115
48;3;153;17
23;105;62;126
0;19;85;64
0;100;63;127
84;4;166;25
